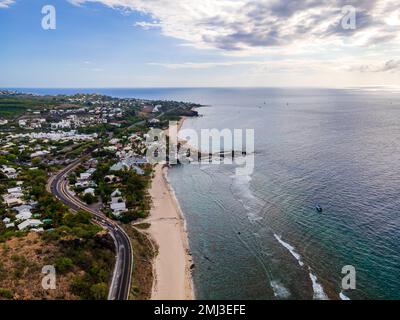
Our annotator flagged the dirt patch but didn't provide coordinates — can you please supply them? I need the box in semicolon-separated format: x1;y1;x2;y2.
0;233;79;300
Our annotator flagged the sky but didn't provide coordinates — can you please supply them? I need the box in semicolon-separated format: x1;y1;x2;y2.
0;0;399;88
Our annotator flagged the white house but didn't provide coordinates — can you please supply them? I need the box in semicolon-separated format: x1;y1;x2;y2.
6;223;15;229
18;120;27;127
3;217;11;224
1;166;17;179
153;105;162;113
79;172;91;181
83;188;95;196
109;138;120;145
16;211;32;221
75;181;90;188
14;204;32;213
149;118;160;125
30;150;50;158
110;202;127;217
7;187;22;194
17;219;43;231
111;189;122;197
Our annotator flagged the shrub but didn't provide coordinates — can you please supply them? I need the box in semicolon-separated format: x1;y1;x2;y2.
55;257;74;274
0;288;13;299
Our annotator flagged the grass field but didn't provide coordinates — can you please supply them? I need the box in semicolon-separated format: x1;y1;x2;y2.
0;96;56;117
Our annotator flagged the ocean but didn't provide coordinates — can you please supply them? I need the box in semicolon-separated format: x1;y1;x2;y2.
10;87;400;300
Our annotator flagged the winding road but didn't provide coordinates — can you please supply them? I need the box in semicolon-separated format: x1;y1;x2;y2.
47;160;133;300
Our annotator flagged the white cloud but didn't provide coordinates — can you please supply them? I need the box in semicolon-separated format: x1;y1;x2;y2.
147;60;263;69
134;21;161;30
0;0;15;8
68;0;400;55
349;59;400;73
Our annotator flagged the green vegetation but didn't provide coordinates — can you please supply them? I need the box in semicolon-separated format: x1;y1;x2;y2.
0;96;57;117
82;193;96;205
0;288;13;299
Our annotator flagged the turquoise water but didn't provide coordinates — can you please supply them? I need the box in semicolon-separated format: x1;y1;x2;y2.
12;87;400;300
165;88;400;300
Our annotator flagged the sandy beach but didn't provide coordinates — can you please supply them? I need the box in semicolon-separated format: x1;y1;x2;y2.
145;117;195;300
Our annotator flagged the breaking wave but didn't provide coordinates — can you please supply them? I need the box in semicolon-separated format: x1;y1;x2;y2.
274;234;304;267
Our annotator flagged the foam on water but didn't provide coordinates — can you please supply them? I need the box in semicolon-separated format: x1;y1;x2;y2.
230;173;263;222
274;234;329;299
274;234;304;267
309;270;329;300
270;280;291;299
340;291;351;300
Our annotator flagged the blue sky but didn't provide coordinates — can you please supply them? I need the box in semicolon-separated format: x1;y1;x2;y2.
1;0;400;88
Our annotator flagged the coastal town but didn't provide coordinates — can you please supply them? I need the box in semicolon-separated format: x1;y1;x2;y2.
0;90;199;300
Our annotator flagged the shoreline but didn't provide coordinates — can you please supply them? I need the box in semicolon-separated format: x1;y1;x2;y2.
145;117;195;300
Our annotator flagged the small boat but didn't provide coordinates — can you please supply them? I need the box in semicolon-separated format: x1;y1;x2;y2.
315;205;323;213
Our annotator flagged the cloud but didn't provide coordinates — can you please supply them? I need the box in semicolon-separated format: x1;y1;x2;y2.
68;0;400;54
0;0;15;8
350;59;400;72
147;61;263;69
134;21;161;30
148;59;343;75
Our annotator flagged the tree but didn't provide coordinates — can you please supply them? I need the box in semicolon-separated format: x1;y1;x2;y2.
55;257;74;274
31;157;42;166
90;283;108;300
83;193;96;205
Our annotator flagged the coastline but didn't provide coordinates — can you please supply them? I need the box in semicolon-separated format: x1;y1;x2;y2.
145;117;195;300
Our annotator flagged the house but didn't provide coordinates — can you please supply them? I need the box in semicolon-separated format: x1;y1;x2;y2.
7;187;22;194
75;181;89;188
6;223;15;229
109;138;120;145
110;162;129;172
14;205;33;220
16;211;32;221
4;191;24;200
30;150;50;158
14;204;33;213
86;168;96;175
17;219;43;231
51;120;71;130
153;105;162;113
132;165;145;175
1;166;17;178
79;172;91;181
4;197;23;207
3;217;11;224
111;189;122;198
149;118;160;125
110;156;147;172
83;188;95;196
110;202;127;217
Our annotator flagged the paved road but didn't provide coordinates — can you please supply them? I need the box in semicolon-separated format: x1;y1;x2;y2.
48;160;133;300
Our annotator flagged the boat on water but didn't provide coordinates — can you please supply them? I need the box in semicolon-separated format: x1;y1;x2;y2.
315;205;323;213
